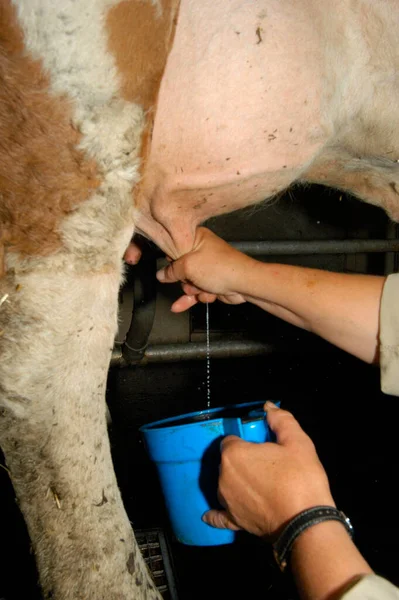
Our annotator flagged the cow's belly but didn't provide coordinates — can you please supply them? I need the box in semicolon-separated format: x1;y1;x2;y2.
136;0;336;256
137;0;399;256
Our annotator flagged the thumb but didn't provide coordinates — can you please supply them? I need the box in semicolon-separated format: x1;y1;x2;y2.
156;261;180;283
264;401;310;447
202;509;241;531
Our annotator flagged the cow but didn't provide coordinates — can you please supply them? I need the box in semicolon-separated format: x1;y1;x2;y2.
0;1;398;599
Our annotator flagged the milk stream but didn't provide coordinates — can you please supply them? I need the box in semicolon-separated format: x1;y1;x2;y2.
205;303;211;408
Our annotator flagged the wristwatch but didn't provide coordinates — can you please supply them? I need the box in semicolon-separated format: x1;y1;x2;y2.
273;505;354;572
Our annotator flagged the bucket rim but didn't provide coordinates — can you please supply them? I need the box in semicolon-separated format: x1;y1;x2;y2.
139;400;267;433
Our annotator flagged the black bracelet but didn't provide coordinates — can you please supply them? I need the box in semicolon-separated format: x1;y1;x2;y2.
273;506;354;572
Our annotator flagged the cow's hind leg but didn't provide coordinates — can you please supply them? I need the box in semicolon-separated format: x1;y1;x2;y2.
0;256;160;600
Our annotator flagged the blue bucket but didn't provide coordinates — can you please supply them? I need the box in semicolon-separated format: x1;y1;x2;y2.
139;400;279;546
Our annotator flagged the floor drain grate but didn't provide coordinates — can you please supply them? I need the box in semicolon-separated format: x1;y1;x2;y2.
136;528;179;600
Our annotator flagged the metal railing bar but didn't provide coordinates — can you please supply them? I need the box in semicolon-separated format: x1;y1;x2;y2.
231;239;399;256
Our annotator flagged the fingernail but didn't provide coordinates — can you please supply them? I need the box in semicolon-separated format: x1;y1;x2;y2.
156;270;165;282
265;401;278;409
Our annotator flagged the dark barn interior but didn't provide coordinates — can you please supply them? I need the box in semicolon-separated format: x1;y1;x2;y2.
1;184;399;599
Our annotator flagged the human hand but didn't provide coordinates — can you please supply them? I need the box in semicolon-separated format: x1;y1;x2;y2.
202;402;335;539
156;227;255;312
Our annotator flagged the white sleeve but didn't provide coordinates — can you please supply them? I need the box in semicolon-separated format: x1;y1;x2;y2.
342;574;399;599
379;273;399;396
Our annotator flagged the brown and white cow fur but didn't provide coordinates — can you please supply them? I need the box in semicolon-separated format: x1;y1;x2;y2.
1;1;399;599
0;1;178;598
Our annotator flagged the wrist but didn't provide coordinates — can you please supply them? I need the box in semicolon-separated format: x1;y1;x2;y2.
273;506;354;573
271;491;336;538
237;257;272;301
290;518;372;599
225;253;260;297
292;518;354;557
273;505;353;570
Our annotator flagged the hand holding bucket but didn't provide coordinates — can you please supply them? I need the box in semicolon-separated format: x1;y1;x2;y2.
139;401;279;546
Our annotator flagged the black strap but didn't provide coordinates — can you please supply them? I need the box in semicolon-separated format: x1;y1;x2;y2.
272;505;354;572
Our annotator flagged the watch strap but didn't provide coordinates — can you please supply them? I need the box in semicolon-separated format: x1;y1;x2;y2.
273;505;354;572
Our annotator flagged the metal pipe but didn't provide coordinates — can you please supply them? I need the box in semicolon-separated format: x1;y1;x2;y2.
139;238;399;259
112;339;319;366
231;239;399;256
112;236;399;367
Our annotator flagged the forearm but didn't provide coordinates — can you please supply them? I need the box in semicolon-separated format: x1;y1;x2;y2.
290;521;373;600
237;260;385;364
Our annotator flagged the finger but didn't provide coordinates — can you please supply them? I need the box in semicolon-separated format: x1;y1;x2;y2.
124;243;142;265
157;258;193;283
181;283;203;295
202;509;241;531
180;281;219;304
264;403;311;447
181;285;218;306
171;295;198;313
220;434;245;452
156;264;178;283
197;292;218;304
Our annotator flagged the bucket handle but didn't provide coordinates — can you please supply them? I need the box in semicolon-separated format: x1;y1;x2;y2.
222;417;244;439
